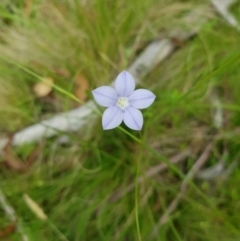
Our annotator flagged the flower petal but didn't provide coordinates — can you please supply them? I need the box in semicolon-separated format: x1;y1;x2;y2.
92;86;118;107
123;107;143;130
115;70;135;97
102;106;123;130
128;89;156;109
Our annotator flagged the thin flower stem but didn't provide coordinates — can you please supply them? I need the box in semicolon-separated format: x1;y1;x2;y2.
118;129;227;228
119;130;184;180
117;127;185;180
135;152;142;241
117;127;142;143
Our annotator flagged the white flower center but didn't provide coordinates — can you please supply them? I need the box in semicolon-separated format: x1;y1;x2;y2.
117;97;129;109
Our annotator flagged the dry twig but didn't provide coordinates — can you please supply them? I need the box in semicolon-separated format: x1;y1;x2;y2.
211;0;240;31
196;151;228;180
151;142;213;237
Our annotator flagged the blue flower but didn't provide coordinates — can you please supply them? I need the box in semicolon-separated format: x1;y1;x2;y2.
92;70;156;130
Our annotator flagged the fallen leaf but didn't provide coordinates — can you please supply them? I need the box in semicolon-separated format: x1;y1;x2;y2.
0;223;17;238
33;77;54;98
3;138;43;172
23;194;47;221
52;67;70;78
3;137;27;172
74;74;89;102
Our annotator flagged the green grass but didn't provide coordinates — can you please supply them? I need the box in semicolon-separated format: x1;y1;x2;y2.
1;0;240;240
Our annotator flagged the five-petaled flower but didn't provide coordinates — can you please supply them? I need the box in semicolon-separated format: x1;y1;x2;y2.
92;70;156;130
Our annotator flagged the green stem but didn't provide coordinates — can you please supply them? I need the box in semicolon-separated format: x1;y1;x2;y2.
135;149;142;241
118;126;142;143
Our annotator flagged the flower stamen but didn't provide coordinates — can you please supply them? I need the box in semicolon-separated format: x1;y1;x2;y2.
117;97;128;109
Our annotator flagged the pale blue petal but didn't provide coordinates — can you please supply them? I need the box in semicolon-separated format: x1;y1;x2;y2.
123;107;143;130
115;70;135;97
128;89;156;109
92;86;118;107
102;106;123;130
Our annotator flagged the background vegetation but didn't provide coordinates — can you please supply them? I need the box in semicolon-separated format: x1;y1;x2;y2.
0;0;240;240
